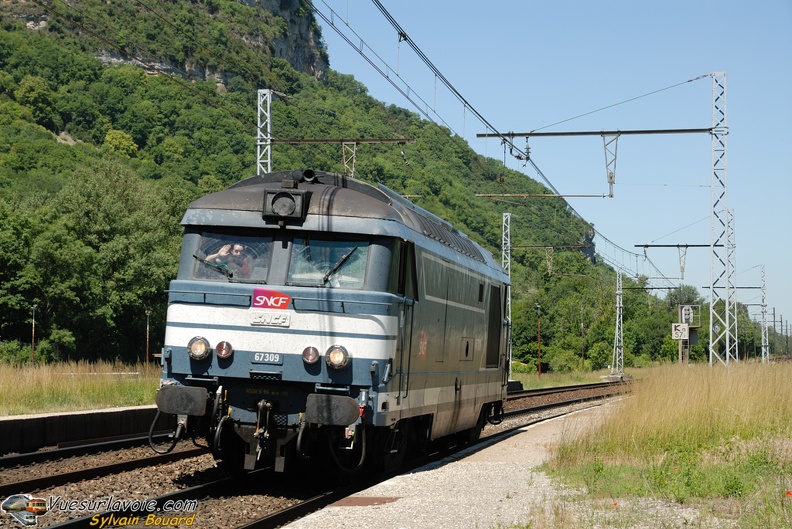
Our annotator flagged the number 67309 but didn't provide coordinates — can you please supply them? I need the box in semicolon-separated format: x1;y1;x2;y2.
253;352;282;364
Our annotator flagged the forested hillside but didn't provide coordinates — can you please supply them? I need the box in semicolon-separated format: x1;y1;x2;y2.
4;0;769;369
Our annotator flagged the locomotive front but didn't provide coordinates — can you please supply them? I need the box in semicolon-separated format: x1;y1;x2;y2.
153;170;411;472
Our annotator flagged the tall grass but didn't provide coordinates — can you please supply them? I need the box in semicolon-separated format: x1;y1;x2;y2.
0;361;161;416
547;362;792;527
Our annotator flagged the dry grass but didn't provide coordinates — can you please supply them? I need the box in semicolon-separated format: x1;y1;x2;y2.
546;362;792;528
0;361;161;416
580;362;792;460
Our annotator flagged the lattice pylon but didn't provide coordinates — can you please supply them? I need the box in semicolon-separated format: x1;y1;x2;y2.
342;141;357;177
602;133;619;198
502;213;512;379
761;265;769;363
708;72;738;366
257;89;272;175
611;270;624;376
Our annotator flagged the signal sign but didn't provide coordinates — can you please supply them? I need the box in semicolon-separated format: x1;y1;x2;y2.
672;323;689;340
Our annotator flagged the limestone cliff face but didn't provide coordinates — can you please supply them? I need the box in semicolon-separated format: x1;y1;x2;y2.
2;0;328;82
243;0;328;81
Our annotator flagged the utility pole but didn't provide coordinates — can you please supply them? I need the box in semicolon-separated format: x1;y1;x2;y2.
145;309;151;365
535;303;542;376
31;303;37;364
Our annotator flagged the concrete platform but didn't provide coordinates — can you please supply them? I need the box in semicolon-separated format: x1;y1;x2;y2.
0;406;171;455
284;405;612;529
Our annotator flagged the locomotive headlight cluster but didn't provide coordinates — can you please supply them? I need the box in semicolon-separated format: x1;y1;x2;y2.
302;346;320;364
325;345;350;369
187;336;234;360
187;337;211;360
216;341;234;359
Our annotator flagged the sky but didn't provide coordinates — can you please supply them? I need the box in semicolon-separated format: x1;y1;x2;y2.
312;0;792;336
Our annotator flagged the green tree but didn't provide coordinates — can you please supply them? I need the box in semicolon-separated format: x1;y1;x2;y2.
14;75;59;130
0;205;34;340
104;129;138;157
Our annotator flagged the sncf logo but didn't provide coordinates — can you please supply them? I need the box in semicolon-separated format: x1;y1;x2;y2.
252;288;291;309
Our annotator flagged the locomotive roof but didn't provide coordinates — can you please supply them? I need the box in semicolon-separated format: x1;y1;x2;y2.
184;169;487;263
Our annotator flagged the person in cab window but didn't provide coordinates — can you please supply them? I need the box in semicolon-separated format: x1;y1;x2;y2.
205;243;252;278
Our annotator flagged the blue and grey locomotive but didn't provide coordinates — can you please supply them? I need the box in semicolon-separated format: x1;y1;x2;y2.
152;169;510;472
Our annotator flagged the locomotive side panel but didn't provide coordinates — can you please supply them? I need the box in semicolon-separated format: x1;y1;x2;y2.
397;244;507;439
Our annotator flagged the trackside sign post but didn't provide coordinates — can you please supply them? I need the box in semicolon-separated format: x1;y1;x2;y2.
672;323;689;340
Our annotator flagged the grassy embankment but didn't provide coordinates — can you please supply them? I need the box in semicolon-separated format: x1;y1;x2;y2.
509;368;619;390
0;361;161;416
545;362;792;528
0;360;607;417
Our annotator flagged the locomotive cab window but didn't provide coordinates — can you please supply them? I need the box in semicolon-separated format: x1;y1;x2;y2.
287;237;369;288
387;239;417;299
192;232;273;283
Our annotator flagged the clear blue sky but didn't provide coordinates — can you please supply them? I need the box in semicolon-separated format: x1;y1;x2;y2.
313;0;792;337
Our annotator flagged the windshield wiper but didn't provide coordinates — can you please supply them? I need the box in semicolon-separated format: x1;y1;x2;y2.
323;246;358;285
193;254;233;279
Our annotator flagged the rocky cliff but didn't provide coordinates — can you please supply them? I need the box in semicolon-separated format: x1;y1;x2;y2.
0;0;328;83
243;0;328;81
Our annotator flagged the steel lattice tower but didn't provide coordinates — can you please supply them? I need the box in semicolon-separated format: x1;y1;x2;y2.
708;72;738;365
611;270;624;376
502;213;513;379
257;89;272;175
761;265;769;363
726;209;738;362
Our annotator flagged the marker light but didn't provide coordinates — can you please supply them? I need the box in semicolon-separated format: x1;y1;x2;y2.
216;341;233;359
187;337;211;360
302;346;320;364
325;345;350;369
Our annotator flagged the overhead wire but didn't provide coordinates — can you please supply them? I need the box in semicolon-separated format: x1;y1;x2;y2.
531;74;710;133
311;0;570;215
44;0;689;286
649;215;710;244
308;0;457;133
322;0;694;285
374;3;715;283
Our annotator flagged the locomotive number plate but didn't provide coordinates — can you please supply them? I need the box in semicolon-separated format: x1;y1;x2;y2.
250;312;291;327
252;352;283;365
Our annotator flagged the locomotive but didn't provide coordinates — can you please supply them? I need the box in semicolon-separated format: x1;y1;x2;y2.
152;169;510;472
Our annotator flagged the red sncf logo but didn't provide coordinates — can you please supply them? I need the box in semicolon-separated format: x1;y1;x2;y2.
252;288;291;309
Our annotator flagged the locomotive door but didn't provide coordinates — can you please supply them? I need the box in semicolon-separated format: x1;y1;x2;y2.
396;241;417;401
398;299;415;400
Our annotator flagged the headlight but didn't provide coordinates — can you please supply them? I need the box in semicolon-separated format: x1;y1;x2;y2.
216;341;233;359
302;346;319;364
187;337;211;360
325;345;349;369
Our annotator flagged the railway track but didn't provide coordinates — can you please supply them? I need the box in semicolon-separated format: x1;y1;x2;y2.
1;382;627;528
0;444;206;498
